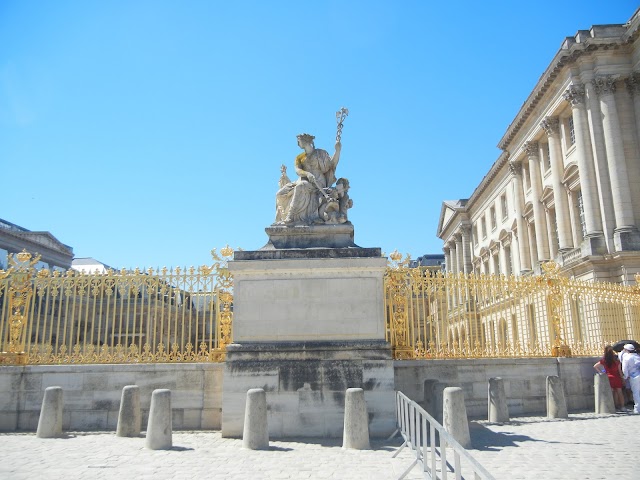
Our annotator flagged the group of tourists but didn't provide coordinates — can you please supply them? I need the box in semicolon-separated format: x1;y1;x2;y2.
594;343;640;413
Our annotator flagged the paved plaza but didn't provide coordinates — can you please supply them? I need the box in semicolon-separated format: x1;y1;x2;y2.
1;411;638;479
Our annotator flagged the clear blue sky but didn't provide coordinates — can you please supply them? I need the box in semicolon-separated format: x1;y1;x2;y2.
1;1;637;269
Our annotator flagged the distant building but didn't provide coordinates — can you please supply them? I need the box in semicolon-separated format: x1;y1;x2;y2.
409;254;445;269
0;218;73;271
438;9;640;284
71;258;115;274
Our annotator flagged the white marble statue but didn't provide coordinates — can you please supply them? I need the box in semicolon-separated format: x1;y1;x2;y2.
274;133;351;226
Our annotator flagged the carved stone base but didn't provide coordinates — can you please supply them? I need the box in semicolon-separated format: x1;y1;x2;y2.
581;233;607;256
263;223;357;249
614;227;640;252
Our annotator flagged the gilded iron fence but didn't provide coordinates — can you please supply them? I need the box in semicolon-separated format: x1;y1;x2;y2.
3;247;639;365
0;248;233;365
384;253;640;359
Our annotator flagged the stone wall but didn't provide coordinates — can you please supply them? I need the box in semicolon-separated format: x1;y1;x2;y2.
0;363;223;432
394;357;598;420
0;357;599;433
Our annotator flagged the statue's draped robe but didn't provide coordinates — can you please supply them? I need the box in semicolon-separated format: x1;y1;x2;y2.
276;148;335;225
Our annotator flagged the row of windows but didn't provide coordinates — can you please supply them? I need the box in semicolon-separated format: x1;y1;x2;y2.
472;193;509;245
468;189;587;274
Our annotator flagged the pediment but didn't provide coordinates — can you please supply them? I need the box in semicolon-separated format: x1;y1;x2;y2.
15;231;73;256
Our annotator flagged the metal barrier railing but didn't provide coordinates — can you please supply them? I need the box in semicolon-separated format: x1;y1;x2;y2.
392;391;494;480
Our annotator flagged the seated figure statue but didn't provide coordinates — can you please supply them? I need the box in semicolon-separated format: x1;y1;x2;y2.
275;133;346;226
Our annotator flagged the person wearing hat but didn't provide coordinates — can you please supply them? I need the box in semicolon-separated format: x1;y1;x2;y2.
621;343;640;414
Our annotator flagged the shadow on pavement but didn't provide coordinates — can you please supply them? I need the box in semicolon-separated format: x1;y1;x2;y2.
171;445;195;451
469;422;548;451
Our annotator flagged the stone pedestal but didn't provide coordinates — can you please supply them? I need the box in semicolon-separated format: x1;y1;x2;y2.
614;227;640;252
223;246;394;438
230;248;386;343
581;234;607;256
222;341;394;438
263;224;357;249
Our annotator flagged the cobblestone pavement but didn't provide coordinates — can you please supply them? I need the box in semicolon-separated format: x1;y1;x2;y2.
1;412;638;479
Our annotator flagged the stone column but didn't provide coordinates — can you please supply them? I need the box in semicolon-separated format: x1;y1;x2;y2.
563;83;607;254
566;188;581;247
622;75;640;232
510;162;531;271
527;222;538;266
583;77;616;252
454;234;463;275
460;225;472;274
593;75;640;250
544;206;557;259
444;247;451;274
450;241;458;274
540;116;573;251
524;141;550;263
628;73;640;161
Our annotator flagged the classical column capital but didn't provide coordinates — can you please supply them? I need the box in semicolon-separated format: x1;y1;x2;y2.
626;73;640;96
523;141;539;157
460;224;472;237
562;84;585;106
509;161;523;176
592;75;618;97
540;116;560;136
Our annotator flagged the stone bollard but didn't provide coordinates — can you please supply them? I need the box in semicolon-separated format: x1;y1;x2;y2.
594;373;616;414
117;385;141;437
343;388;370;450
36;386;64;438
242;388;269;450
145;389;172;450
546;375;568;419
488;377;510;423
442;387;470;448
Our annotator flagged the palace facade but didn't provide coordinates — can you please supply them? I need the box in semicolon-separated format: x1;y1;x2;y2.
0;218;73;272
438;9;640;284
